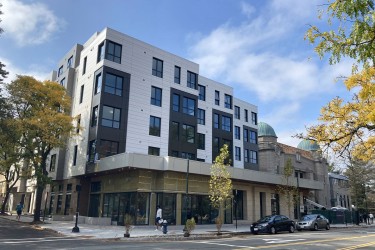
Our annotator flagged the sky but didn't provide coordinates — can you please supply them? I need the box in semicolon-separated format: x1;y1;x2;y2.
0;0;353;148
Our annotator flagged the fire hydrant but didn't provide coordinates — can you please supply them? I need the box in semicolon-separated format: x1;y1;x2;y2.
162;219;168;234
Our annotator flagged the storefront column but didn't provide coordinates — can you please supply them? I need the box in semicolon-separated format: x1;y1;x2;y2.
176;193;182;225
150;192;157;226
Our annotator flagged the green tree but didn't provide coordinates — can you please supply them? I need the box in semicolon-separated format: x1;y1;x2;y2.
6;75;74;222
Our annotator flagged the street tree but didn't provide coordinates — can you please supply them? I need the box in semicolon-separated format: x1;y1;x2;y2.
6;75;74;222
303;0;375;163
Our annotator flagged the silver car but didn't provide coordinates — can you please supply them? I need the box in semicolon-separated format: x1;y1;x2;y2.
296;214;330;231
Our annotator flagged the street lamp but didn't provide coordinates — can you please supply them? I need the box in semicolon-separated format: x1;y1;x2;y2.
72;184;81;233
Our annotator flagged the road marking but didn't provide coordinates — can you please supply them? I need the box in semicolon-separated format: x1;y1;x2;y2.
337;241;375;250
263;238;305;244
191;241;253;248
0;236;76;241
1;238;83;244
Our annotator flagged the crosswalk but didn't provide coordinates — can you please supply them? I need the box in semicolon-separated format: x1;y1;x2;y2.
1;236;82;245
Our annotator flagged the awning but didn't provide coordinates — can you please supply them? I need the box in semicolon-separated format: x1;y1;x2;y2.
305;198;325;209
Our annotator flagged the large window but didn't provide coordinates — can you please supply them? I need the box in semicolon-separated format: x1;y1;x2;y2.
171;121;179;140
151;86;162;106
174;66;181;84
213;114;219;129
244;149;249;163
94;73;102;94
187;71;197;89
149;116;161;136
215;90;220;105
91;106;98;127
79;85;84;104
172;94;180;112
198;133;205;150
182;124;195;143
235;126;241;140
221;116;231;132
148;147;160;156
244;109;248;122
67;56;73;68
250;150;257;164
198;85;206;101
244;128;249;142
50;154;56;172
73;145;78;166
98;140;118;158
224;94;232;109
152;57;163;78
251;112;257;125
98;40;122;63
181;152;195;159
98;42;105;62
182;97;195;116
235;146;241;161
234;106;240;119
104;73;123;96
82;56;87;75
102;106;120;128
197;108;205;125
250;131;257;144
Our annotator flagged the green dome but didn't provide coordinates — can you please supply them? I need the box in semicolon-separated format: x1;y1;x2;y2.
297;139;320;151
258;122;277;137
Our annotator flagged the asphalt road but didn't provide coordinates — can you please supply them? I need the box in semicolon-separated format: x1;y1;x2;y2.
1;217;375;250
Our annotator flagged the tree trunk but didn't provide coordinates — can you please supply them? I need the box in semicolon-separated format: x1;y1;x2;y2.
33;184;43;222
0;182;10;214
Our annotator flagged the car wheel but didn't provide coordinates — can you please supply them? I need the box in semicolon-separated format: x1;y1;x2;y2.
314;223;318;231
326;223;330;230
270;226;276;234
289;225;295;233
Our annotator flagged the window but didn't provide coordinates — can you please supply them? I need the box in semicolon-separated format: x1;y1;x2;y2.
251;112;257;125
98;42;105;62
182;124;195;143
244;109;249;122
94;73;102;94
224;94;232;109
213;113;219;129
250;150;257;164
244;128;249;142
181;152;195;160
152;57;163;78
198;133;205;150
106;41;122;63
91;106;98;127
215;91;220;105
187;71;197;89
50;154;56;172
171;151;179;157
102;106;120;128
174;66;181;84
172;94;180;112
91;181;101;192
221;116;231;132
99;140;118;158
197;109;205;125
67;56;73;68
88;140;96;163
148;147;160;156
182;97;195;116
58;65;63;77
73;145;78;166
244;149;249;163
213;137;220;153
235;106;240;119
151;86;162;106
235;147;241;161
76;114;81;133
82;56;87;75
149;116;161;136
79;85;84;104
235;126;241;140
104;73;123;96
60;78;65;86
198;85;206;101
296;153;301;162
171;121;179;140
250;131;257;144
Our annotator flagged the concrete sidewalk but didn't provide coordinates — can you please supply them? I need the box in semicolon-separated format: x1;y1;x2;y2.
2;214;375;240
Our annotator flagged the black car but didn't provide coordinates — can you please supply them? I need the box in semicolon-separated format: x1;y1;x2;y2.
250;215;295;234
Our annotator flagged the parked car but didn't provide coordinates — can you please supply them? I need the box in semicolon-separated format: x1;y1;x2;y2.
250;215;295;234
296;214;330;231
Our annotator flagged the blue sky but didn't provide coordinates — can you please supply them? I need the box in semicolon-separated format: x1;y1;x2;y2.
0;0;353;148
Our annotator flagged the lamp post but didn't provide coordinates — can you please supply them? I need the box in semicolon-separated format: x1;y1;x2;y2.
72;184;81;233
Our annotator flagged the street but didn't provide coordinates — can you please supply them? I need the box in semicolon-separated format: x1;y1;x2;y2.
1;218;375;250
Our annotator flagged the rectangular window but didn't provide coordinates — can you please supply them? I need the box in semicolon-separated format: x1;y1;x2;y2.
182;124;195;143
221;116;231;132
88;140;96;163
148;146;160;156
250;150;258;164
235;106;240;119
102;106;120;128
198;85;206;101
60;78;65;86
67;56;73;68
213;113;219;129
198;133;205;150
73;145;78;166
197;108;205;125
91;106;98;127
149;116;161;136
244;149;249;163
215;90;220;105
171;121;179;140
235;146;241;161
224;94;232;109
171;150;179;157
76;114;81;133
82;56;87;75
251;112;257;125
49;154;56;172
235;126;241;140
104;73;123;96
151;86;162;107
250;131;257;144
152;57;163;78
106;41;122;63
58;65;63;77
94;73;102;94
98;42;105;62
182;97;195;116
79;85;84;104
245;109;249;122
244;128;249;142
187;71;197;89
213;137;220;153
181;152;195;160
99;140;118;158
174;66;181;84
172;94;180;112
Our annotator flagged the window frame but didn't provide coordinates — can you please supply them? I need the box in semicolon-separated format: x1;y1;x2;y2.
91;106;98;127
235;106;240;119
149;116;161;137
151;86;162;107
101;105;121;129
182;124;195;143
67;56;73;68
104;72;123;96
197;108;205;125
172;94;180;112
73;145;78;166
148;146;160;156
106;40;122;63
94;73;102;95
197;133;205;150
224;94;232;109
152;57;163;78
235;146;241;161
182;97;195;116
79;85;84;104
221;115;231;132
215;90;220;105
82;56;87;75
198;84;206;101
235;126;241;140
251;112;258;125
213;113;219;129
174;66;181;84
250;150;258;164
250;131;257;144
187;71;197;89
50;154;56;172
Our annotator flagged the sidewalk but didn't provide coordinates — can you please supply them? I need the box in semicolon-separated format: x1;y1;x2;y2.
2;214;375;241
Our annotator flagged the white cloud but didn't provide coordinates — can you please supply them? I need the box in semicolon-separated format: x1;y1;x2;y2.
0;57;50;82
2;0;65;46
240;2;255;17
